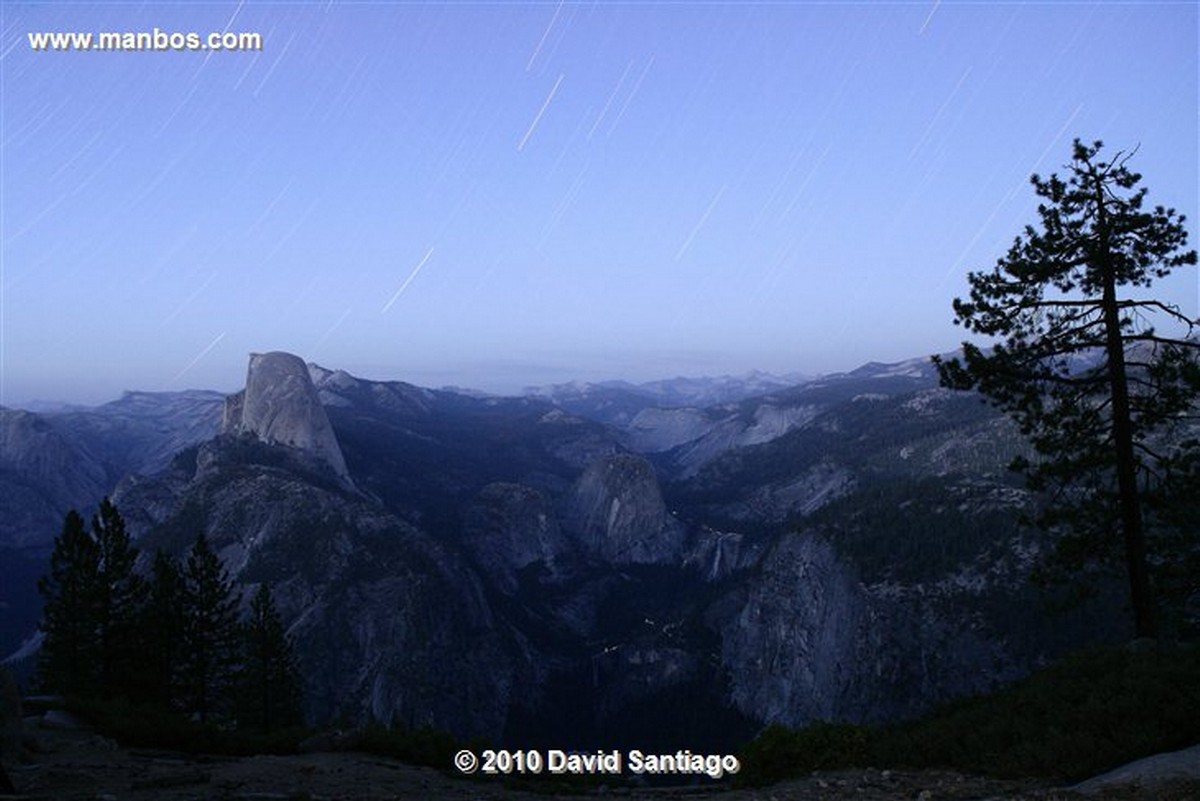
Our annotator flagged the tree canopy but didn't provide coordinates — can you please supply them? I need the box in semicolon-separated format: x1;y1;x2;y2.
935;139;1199;639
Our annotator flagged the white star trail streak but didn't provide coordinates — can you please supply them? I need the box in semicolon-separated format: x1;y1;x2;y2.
588;61;634;140
675;184;728;262
382;248;435;313
919;0;942;34
908;67;972;161
936;103;1084;291
172;332;226;383
606;56;654;138
162;272;218;325
518;74;564;152
314;306;354;350
526;1;563;72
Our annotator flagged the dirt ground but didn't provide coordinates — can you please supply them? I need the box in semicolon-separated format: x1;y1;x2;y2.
5;723;1199;801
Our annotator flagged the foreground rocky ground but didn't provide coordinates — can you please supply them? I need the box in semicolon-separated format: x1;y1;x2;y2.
5;724;1199;801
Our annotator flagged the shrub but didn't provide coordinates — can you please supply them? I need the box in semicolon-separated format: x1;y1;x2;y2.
870;641;1200;781
736;642;1200;787
738;721;871;786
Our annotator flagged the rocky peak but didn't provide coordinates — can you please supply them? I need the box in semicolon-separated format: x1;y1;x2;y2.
221;351;351;485
565;453;685;564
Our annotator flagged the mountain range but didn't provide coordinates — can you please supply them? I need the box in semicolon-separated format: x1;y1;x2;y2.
0;351;1127;748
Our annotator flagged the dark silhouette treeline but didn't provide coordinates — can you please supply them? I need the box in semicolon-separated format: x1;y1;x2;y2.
36;499;303;734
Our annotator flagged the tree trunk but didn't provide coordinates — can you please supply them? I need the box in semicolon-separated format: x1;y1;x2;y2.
0;761;15;795
1095;177;1158;639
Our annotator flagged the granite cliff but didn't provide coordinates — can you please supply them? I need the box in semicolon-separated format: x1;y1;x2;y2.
222;351;352;487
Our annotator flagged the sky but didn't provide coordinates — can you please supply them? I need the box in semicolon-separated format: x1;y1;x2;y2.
1;0;1197;404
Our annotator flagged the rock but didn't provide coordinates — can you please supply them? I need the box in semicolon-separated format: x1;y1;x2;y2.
625;407;713;453
683;528;762;581
1072;743;1200;795
0;393;223;551
717;532;868;725
565;454;685;565
461;483;571;593
222;352;352;487
0;409;107;548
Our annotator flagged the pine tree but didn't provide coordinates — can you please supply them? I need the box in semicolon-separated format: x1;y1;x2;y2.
238;583;303;733
935;139;1199;639
37;510;101;697
142;550;187;711
179;533;242;725
37;501;153;700
91;498;146;700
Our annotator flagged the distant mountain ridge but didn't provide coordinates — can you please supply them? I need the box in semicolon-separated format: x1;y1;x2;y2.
523;370;809;426
0;390;225;549
2;350;1128;747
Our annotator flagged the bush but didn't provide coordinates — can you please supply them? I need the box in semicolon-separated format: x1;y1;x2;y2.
355;721;466;770
738;721;871;786
871;641;1200;781
736;642;1200;787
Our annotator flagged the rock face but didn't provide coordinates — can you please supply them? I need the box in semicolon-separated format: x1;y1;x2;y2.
0;393;225;549
0;409;108;549
716;533;869;724
222;352;351;485
564;454;685;564
462;483;572;593
625;407;714;453
709;524;1121;728
682;528;763;581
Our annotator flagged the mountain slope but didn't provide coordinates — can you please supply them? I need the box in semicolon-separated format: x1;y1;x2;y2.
8;351;1140;746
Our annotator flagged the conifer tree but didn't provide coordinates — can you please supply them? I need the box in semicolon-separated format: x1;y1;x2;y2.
37;510;101;696
91;498;146;700
142;550;187;711
179;533;242;724
37;501;152;699
935;139;1199;638
238;583;303;733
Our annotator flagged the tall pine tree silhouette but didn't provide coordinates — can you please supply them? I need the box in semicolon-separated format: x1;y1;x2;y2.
91;499;146;700
239;583;303;733
936;139;1198;638
142;550;187;712
37;510;100;697
180;533;242;724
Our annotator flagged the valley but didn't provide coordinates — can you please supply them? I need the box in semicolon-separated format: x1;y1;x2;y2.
0;350;1145;748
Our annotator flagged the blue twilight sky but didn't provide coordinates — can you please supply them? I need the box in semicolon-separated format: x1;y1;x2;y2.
1;1;1197;404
